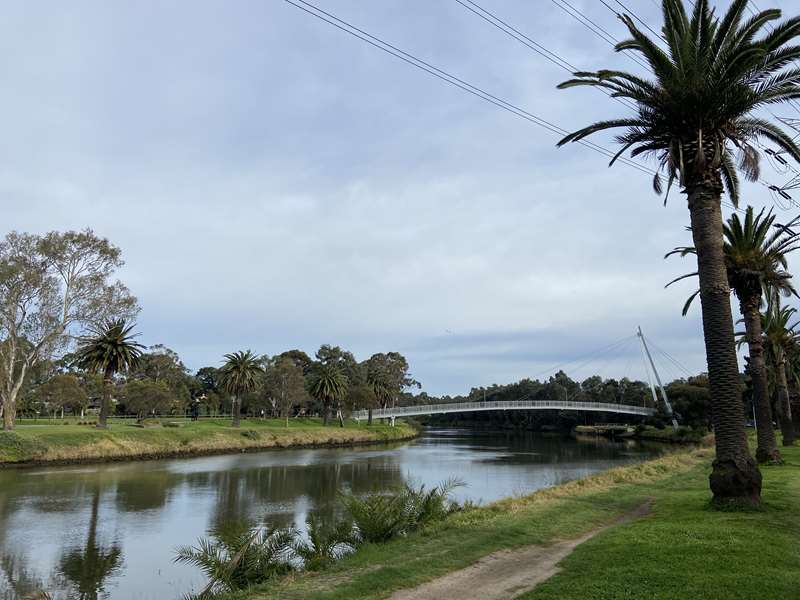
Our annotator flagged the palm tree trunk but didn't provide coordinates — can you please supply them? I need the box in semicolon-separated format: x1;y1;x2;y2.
775;356;796;446
232;395;241;428
97;368;113;429
687;183;761;504
323;399;331;426
740;296;781;463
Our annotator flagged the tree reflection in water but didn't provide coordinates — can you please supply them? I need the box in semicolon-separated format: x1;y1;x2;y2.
58;489;122;600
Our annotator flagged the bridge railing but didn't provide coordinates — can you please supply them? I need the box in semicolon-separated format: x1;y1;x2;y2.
352;400;655;421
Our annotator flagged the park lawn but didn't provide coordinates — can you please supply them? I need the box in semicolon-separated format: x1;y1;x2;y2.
0;418;416;465
233;442;800;600
520;442;800;600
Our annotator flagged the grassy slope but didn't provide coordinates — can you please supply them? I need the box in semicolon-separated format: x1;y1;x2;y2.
235;443;800;600
0;418;416;465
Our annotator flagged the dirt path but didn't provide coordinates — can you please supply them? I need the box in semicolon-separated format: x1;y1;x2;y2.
389;501;652;600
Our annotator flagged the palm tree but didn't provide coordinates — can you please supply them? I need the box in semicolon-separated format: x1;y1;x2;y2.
73;319;143;429
219;350;262;428
309;362;347;426
366;370;391;426
762;303;798;446
667;207;799;462
557;0;800;504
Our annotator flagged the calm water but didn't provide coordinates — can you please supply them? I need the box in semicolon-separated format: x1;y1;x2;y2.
0;429;664;600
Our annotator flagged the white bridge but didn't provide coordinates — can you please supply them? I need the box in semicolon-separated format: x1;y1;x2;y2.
352;400;656;422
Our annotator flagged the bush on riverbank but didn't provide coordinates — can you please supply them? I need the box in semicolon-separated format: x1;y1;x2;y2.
175;522;297;597
632;424;708;443
342;478;464;544
177;479;464;597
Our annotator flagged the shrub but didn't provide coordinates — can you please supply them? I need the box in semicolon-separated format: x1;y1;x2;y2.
342;478;464;544
174;521;296;597
405;478;465;529
293;516;357;571
241;430;260;440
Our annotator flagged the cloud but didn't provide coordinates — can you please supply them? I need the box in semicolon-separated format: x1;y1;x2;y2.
1;0;780;394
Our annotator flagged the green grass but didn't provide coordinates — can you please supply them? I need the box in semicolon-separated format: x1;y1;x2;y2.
228;442;800;600
0;418;416;464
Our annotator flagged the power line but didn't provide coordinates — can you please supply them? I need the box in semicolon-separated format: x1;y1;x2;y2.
603;0;664;41
454;0;638;112
549;0;651;70
284;0;658;178
285;0;757;215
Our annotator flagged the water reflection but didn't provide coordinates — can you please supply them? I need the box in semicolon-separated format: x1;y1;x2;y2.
59;491;123;600
0;429;663;600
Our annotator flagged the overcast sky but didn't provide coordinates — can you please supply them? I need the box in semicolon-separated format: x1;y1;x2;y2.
3;1;796;395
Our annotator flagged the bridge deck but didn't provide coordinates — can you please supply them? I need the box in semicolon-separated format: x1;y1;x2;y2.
353;400;655;421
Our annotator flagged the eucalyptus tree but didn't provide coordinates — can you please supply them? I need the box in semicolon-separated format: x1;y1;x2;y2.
365;352;419;410
667;207;800;462
73;319;144;429
309;362;347;426
557;0;800;504
264;357;309;427
0;229;137;430
762;303;798;445
219;350;262;428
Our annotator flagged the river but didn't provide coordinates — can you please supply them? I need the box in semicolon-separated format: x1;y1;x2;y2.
0;428;664;600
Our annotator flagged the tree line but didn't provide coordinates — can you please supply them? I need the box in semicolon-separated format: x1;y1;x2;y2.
0;229;418;430
413;371;714;432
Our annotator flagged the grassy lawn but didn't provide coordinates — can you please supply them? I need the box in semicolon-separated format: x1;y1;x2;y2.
232;441;800;600
0;418;416;464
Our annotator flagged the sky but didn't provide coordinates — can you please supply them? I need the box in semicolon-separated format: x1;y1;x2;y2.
2;0;797;395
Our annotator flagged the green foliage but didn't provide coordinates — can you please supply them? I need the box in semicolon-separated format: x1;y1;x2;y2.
558;0;800;204
174;521;296;598
0;431;47;461
263;358;310;423
309;362;348;425
666;207;800;314
73;319;144;377
293;516;357;571
0;229;138;428
122;379;174;419
341;479;464;544
219;351;262;398
241;430;260;440
36;374;89;414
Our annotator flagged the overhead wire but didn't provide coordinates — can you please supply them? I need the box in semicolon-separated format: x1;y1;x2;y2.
286;0;775;219
548;0;651;70
454;0;638;112
284;0;660;180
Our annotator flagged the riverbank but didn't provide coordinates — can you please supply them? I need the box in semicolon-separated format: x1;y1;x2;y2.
575;424;709;444
232;440;799;600
0;418;417;466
